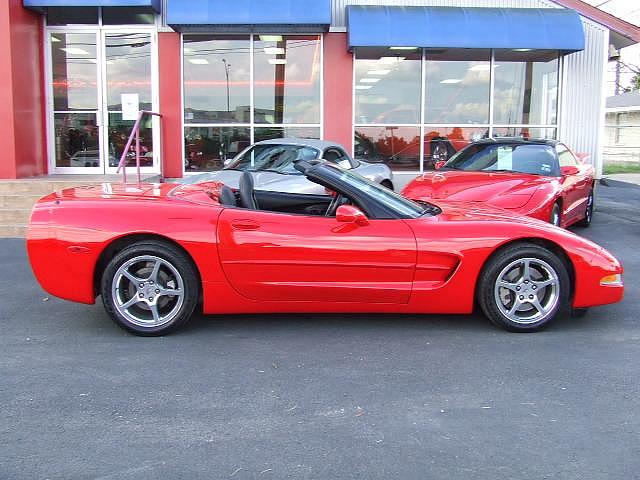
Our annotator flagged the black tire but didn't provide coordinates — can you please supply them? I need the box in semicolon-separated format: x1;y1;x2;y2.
550;202;561;227
380;179;394;191
576;189;594;227
101;240;199;336
477;243;570;332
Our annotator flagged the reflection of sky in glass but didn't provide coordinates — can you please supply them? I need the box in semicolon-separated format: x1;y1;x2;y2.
183;36;251;123
253;36;321;124
494;59;558;125
424;60;490;124
51;33;98;111
105;33;152;109
355;57;421;124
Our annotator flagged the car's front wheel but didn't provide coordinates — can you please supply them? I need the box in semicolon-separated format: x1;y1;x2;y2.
477;243;570;332
101;240;199;336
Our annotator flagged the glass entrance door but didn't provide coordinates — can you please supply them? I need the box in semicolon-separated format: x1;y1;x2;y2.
48;30;157;174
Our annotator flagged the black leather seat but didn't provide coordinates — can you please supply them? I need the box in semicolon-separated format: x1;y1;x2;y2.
218;185;238;207
239;171;258;209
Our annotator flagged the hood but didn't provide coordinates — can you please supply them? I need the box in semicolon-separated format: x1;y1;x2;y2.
430;199;549;226
403;170;555;209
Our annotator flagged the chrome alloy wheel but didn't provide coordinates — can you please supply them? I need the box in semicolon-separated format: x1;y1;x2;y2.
111;255;185;328
493;257;560;325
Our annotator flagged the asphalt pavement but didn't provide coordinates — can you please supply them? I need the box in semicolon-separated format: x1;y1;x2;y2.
1;179;639;479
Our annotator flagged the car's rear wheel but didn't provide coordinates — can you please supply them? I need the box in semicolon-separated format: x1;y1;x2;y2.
101;240;199;336
478;243;570;332
576;189;594;227
550;202;561;227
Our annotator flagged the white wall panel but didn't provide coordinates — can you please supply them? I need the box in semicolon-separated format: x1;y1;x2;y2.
559;19;608;176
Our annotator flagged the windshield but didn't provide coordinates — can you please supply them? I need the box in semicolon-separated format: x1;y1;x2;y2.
445;143;560;176
324;166;437;218
226;144;320;174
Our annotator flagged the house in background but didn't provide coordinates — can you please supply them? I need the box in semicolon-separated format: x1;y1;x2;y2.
604;91;640;166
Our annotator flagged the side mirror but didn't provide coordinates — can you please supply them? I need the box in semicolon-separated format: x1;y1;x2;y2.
336;205;369;226
560;165;579;176
223;158;233;167
434;160;446;170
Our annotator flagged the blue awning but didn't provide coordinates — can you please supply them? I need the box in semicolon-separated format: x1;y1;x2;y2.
347;6;585;53
23;0;161;12
167;0;331;32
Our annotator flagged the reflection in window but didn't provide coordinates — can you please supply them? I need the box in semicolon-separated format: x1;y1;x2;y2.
182;35;322;172
254;127;320;143
51;33;98;111
424;49;490;124
354;51;421;124
354;127;421;171
184;126;250;172
423;127;488;168
492;127;556;140
54;113;100;168
253;35;321;124
493;50;559;125
183;35;251;124
105;33;152;110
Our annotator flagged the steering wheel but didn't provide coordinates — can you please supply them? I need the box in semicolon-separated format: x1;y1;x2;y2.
325;194;345;217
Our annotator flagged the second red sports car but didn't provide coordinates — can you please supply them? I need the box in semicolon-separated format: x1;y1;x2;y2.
402;139;595;228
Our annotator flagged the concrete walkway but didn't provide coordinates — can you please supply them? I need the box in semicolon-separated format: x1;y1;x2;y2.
604;173;640;186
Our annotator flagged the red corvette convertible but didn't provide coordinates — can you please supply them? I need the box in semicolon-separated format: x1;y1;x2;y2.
402;139;595;228
27;160;622;336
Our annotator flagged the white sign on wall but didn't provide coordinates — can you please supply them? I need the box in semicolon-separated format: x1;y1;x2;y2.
121;93;140;121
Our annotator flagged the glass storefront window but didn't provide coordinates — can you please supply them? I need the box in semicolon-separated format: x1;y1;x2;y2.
183;35;251;124
47;7;99;26
182;35;322;173
105;33;152;110
54;113;100;168
102;7;155;25
254;127;320;143
354;47;561;172
354;50;421;124
493;50;559;125
423;127;489;168
51;33;98;111
492;127;557;140
253;35;321;124
354;126;421;171
424;49;490;124
184;126;251;172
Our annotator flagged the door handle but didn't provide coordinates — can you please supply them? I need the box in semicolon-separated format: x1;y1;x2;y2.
231;219;260;231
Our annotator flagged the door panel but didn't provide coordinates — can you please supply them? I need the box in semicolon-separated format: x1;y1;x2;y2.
217;209;417;303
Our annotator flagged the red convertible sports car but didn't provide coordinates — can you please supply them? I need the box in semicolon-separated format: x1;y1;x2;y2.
27;160;622;336
402;139;595;228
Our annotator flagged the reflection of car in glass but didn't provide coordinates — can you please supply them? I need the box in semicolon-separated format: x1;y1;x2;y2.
69;150;101;168
402;139;595;228
182;138;395;192
27;159;622;336
355;128;480;169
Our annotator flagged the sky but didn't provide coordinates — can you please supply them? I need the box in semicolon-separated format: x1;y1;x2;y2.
582;0;640;96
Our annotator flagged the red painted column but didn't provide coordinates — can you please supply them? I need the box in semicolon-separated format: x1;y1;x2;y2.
0;1;46;179
323;32;353;154
158;32;183;179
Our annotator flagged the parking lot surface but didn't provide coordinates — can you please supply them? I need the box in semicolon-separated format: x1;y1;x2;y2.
1;179;639;479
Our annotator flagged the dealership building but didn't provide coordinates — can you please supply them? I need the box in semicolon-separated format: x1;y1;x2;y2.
1;0;639;181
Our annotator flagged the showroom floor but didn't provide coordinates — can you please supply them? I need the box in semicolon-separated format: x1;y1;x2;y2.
0;178;638;479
